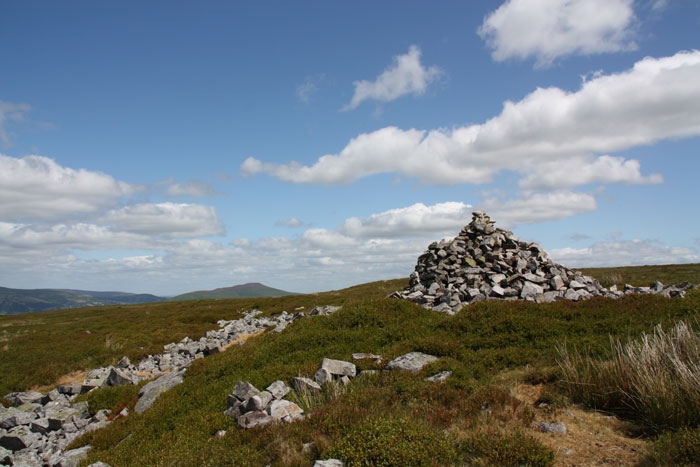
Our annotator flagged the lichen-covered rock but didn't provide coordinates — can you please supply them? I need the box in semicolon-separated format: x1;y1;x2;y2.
265;380;290;400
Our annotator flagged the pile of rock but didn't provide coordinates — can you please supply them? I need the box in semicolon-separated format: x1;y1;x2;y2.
225;357;358;430
392;211;696;314
0;388;107;466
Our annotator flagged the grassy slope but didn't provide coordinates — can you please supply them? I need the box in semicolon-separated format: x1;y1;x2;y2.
578;263;700;287
1;264;699;464
0;279;405;396
73;290;700;466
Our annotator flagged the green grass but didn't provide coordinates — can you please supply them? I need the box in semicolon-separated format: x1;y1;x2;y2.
578;263;700;288
643;427;700;466
0;279;406;396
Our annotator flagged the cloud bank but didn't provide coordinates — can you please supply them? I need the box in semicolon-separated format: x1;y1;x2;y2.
242;51;699;188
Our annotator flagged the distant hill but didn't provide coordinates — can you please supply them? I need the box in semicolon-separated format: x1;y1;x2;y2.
0;287;165;315
169;282;297;301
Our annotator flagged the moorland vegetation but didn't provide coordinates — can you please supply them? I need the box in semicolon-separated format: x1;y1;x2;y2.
1;263;699;465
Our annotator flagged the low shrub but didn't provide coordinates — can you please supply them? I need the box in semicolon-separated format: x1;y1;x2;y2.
457;428;554;466
558;320;700;433
75;383;143;417
643;427;700;466
323;416;457;466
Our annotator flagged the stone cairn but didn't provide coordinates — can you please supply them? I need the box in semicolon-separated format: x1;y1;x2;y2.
391;211;695;315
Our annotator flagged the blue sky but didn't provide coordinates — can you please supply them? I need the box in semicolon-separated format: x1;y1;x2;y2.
1;0;699;296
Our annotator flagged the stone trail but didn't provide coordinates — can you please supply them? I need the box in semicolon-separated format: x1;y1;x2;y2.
1;305;339;466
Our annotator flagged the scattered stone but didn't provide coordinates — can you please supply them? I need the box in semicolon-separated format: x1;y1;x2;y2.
532;421;567;434
385;352;439;373
215;430;226;438
425;371;452;382
352;353;382;363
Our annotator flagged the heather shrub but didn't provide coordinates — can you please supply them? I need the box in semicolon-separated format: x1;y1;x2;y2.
324;417;457;466
457;429;554;466
643;427;700;466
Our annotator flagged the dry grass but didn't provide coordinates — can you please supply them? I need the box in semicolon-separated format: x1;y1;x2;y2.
558;320;700;433
30;370;87;393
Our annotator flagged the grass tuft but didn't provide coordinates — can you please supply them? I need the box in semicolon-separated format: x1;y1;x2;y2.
457;428;555;466
558;320;700;433
643;427;700;466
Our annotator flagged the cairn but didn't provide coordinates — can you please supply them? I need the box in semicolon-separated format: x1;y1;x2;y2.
392;211;694;314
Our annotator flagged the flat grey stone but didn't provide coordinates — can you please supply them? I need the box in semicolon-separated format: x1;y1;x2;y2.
291;377;321;394
314;368;332;386
265;380;290;400
237;411;273;430
320;358;356;378
134;369;185;414
313;460;345;467
231;381;260;402
266;400;303;422
385;352;438;373
3;391;45;407
532;421;567;434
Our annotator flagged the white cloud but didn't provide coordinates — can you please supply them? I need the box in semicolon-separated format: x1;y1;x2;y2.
166;181;215;197
551;239;700;268
342;45;443;110
0;154;138;221
0;222;152;251
296;74;325;104
0;101;31;146
301;229;357;249
340;202;473;238
478;0;637;66
519;155;663;190
243;51;700;188
99;203;224;238
276;217;304;228
481;191;598;227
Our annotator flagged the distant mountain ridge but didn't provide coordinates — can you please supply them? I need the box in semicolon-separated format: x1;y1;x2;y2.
0;287;165;315
169;282;297;301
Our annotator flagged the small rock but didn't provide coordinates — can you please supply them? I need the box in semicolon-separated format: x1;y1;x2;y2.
231;381;260;402
266;400;304;422
320;358;356;378
425;371;452;382
265;380;290;400
532;421;567;434
291;377;321;395
313;460;345;467
237;411;273;430
385;352;438;373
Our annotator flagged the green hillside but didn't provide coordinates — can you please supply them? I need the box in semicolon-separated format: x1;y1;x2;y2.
169;282;298;301
1;264;699;465
0;286;165;315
